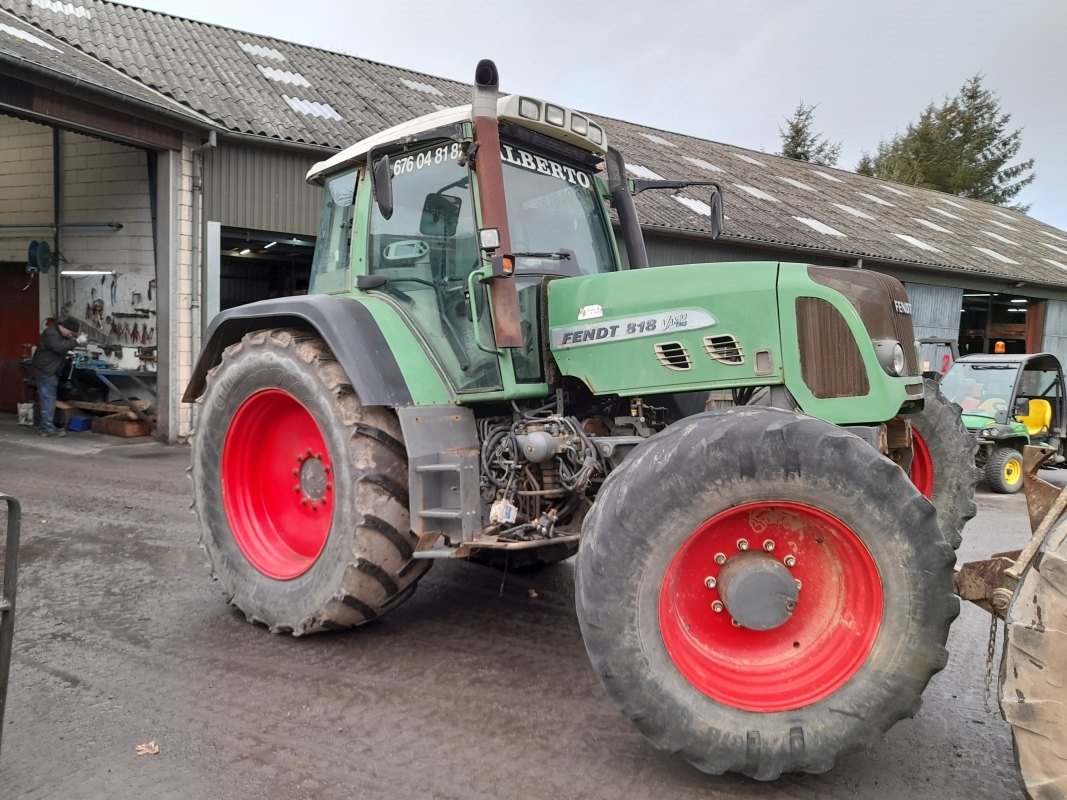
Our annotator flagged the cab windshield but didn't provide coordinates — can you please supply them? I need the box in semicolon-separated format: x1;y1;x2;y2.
941;362;1020;418
500;141;615;276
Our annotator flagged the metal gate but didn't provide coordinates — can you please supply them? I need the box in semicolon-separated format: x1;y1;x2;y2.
0;493;21;762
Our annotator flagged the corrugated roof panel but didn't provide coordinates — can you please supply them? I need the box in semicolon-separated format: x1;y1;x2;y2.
832;203;875;220
857;192;895;207
625;164;664;180
0;20;60;49
683;156;723;173
284;95;342;120
895;234;940;253
777;176;817;192
938;197;969;211
1042;231;1067;244
733;184;779;203
988;220;1019;232
1044;242;1067;257
674;196;711;216
400;78;443;97
257;65;310;87
812;170;845;183
794;217;844;237
1043;259;1067;272
882;185;911;197
913;218;953;234
641;132;675;147
239;41;285;61
731;153;766;167
982;230;1019;247
927;206;962;221
30;0;90;17
973;246;1018;264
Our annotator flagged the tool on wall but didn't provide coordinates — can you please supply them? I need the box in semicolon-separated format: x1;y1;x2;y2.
110;275;117;305
147;279;155;301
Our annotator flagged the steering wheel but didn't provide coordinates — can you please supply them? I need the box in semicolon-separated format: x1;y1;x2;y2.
978;398;1008;413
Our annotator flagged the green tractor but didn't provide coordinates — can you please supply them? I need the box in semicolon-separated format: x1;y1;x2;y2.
940;352;1066;493
184;61;977;780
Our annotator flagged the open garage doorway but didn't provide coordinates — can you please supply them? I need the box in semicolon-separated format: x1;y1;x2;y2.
214;226;314;311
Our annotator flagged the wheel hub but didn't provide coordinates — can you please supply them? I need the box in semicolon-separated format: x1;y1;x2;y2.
717;551;799;630
298;453;329;502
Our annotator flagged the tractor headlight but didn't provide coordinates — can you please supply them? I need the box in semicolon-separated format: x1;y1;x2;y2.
872;339;907;377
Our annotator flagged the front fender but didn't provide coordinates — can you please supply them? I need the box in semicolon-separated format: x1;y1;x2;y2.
183;295;412;406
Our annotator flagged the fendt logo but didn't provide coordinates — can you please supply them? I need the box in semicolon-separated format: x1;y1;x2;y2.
893;300;912;315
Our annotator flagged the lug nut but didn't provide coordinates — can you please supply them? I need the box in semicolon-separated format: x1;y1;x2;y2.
784;555;797;568
711;600;724;613
737;539;749;551
292;468;299;476
714;552;727;565
795;578;803;590
300;498;308;506
315;452;323;460
731;618;741;628
763;539;775;552
310;502;318;510
705;576;717;589
293;484;301;492
325;483;332;492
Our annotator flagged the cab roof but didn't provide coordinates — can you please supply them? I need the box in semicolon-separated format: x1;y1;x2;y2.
306;94;608;184
956;353;1060;366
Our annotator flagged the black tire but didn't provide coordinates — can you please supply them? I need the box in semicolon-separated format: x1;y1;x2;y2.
1002;514;1067;799
908;378;980;548
575;407;957;780
984;446;1024;494
191;328;429;635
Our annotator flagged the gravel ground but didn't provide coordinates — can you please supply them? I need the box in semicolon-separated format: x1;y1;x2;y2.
0;413;1037;799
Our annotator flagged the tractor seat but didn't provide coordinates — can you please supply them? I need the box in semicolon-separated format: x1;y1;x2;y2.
1017;398;1053;436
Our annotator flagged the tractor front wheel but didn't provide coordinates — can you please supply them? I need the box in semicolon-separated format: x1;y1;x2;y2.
192;328;429;635
575;407;958;779
907;378;979;548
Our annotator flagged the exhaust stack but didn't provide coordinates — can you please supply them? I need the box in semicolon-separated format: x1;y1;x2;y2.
470;59;522;349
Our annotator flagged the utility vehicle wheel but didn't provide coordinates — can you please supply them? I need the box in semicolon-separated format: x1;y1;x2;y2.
985;446;1024;494
192;328;429;635
1002;516;1067;799
575;407;957;780
908;378;979;548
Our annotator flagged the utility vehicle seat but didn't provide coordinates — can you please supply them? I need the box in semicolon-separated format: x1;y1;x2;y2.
1017;398;1053;436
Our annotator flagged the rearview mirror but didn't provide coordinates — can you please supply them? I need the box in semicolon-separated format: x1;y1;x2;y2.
373;155;393;220
707;183;723;240
420;192;461;237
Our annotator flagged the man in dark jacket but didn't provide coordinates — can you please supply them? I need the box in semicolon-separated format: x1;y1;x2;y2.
31;317;86;437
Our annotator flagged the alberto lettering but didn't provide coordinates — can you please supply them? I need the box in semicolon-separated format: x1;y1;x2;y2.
500;144;592;188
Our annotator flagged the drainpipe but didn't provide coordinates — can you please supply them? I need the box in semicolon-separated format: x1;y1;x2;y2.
190;131;217;357
52;129;62;320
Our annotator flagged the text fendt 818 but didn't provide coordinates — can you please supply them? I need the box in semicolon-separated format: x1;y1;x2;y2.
184;61;981;780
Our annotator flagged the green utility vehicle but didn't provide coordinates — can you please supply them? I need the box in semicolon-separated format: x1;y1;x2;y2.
185;61;976;780
941;352;1066;492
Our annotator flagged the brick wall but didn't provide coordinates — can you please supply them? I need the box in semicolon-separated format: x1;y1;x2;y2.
0;116;54;320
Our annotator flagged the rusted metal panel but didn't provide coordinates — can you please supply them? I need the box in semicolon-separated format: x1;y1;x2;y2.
808;267;918;374
796;297;869;398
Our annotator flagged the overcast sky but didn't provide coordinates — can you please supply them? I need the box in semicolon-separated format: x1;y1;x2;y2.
126;0;1066;231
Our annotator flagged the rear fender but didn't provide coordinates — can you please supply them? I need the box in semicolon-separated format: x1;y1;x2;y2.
182;295;412;406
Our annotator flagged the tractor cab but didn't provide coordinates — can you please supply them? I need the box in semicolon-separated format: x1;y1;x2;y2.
941;352;1066;491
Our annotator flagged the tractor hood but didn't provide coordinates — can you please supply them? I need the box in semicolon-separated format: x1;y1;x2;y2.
546;261;783;396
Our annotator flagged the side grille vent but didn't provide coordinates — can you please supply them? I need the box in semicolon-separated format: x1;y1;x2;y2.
654;341;692;371
704;335;745;365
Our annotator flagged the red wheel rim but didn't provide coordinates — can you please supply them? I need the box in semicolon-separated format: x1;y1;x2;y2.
659;502;883;712
909;430;934;499
221;389;335;580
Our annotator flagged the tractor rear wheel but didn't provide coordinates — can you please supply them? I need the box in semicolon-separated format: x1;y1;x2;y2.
191;328;429;635
575;407;958;780
1002;516;1067;799
985;446;1024;494
908;378;979;548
